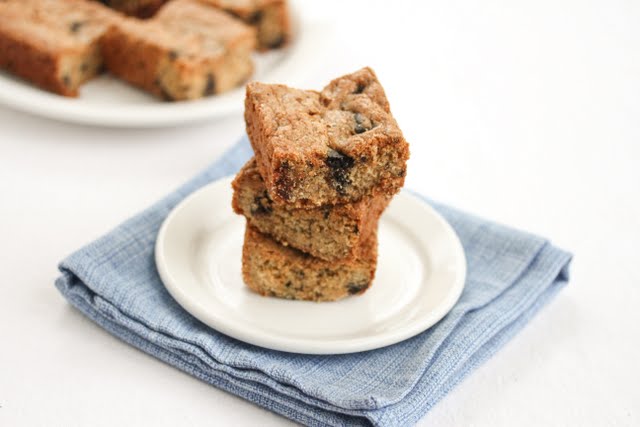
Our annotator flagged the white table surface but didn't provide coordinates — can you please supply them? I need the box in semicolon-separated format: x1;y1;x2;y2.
1;1;638;426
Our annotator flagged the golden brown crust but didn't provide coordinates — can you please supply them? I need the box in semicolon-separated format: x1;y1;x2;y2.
99;22;167;97
242;226;378;302
0;0;116;97
0;27;65;95
232;157;390;261
245;67;410;208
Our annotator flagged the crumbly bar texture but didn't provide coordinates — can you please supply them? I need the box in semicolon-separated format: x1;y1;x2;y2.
0;0;116;97
242;226;378;302
245;67;410;208
100;0;255;100
96;0;168;18
232;158;389;261
201;0;289;50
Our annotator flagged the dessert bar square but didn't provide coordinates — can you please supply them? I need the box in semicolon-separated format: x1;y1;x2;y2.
245;67;409;208
0;0;115;97
242;226;378;302
201;0;290;50
232;158;389;261
100;0;255;100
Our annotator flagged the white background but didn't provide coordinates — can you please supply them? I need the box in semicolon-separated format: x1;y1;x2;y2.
1;0;639;425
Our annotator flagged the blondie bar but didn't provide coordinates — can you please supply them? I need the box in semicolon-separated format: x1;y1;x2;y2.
232;158;389;261
100;0;255;100
201;0;289;50
242;226;377;302
245;67;409;208
0;0;115;97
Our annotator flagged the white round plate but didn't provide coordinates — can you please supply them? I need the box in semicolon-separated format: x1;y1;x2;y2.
155;178;467;354
0;0;323;127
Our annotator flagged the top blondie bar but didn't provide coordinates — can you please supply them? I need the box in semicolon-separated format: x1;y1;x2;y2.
245;67;409;208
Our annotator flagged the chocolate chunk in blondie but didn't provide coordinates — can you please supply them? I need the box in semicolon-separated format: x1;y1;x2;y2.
97;0;168;18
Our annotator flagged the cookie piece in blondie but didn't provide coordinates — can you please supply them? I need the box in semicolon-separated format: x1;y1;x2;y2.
232;158;390;261
97;0;168;18
242;226;377;302
100;0;255;100
0;0;115;97
245;67;409;208
201;0;289;50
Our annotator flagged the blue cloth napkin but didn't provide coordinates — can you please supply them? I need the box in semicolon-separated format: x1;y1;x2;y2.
55;137;572;426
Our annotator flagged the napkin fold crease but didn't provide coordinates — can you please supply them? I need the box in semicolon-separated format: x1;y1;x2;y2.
55;138;572;426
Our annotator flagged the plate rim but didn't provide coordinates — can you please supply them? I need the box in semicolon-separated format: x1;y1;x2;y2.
155;178;467;354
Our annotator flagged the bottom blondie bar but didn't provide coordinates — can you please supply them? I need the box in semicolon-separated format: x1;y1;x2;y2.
242;226;377;302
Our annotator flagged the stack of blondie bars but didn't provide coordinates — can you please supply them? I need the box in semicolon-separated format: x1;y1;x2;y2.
232;67;410;301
